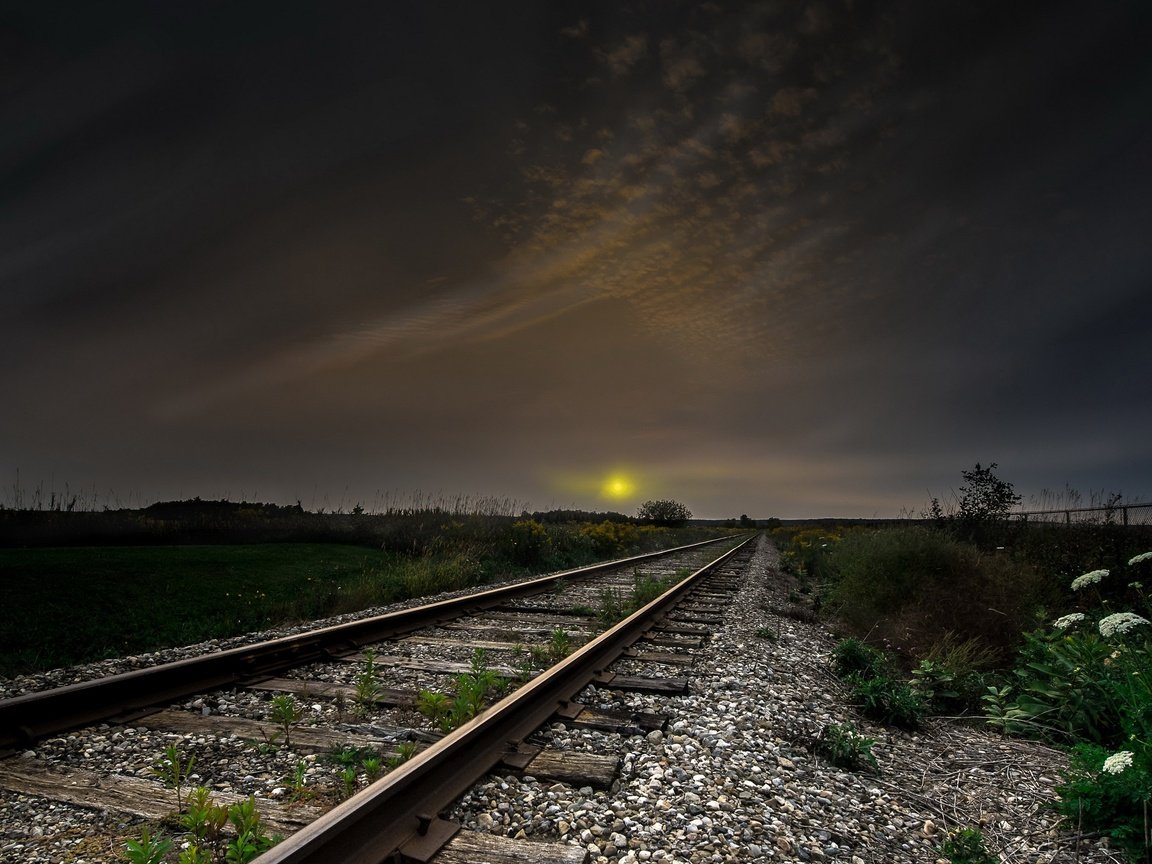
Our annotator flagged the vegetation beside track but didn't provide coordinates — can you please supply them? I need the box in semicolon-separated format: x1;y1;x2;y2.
771;466;1152;862
0;507;728;678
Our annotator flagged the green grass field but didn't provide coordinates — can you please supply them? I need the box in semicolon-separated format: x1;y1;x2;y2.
0;544;430;678
0;512;731;678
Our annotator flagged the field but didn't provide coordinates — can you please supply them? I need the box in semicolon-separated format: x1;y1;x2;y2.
0;503;727;678
0;544;420;677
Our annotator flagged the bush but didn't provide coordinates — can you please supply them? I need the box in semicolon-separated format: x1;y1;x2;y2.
910;634;998;714
812;723;878;773
832;638;887;678
505;519;551;566
831;639;925;730
846;672;926;730
772;526;841;584
987;557;1151;747
580;521;639;557
636;499;692;527
825;526;1050;661
1055;743;1152;862
991;555;1152;862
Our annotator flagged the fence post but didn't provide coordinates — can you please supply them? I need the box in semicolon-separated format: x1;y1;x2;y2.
1065;510;1071;526
1123;506;1129;527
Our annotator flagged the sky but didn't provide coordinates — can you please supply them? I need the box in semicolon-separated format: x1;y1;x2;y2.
2;1;1151;519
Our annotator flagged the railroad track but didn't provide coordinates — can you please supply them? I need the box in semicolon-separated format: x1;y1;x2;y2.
0;534;756;863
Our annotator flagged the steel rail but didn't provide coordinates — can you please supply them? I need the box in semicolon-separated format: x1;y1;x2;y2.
255;534;756;864
0;535;744;751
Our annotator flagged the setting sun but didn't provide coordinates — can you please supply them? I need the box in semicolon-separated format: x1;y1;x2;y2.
600;474;636;500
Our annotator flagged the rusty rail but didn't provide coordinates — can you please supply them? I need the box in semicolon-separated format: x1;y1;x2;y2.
0;535;743;751
255;534;756;864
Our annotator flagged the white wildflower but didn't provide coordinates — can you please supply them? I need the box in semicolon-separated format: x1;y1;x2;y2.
1098;612;1150;639
1053;613;1087;629
1071;569;1109;590
1130;582;1144;590
1101;751;1134;775
1128;551;1152;566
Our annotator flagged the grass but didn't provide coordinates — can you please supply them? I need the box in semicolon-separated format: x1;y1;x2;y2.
0;517;731;678
0;543;446;677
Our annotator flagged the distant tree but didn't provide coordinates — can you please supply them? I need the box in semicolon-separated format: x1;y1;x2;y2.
637;499;692;527
928;462;1021;544
958;462;1020;523
739;514;755;528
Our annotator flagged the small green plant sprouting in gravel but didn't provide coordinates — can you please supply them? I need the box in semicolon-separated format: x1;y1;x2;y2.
327;745;379;768
354;648;382;714
529;644;550;666
417;650;505;733
153;744;196;812
133;787;279;864
597;573;681;629
812;722;879;773
754;626;777;641
553;577;567;595
416;690;453;731
548;628;571;662
631;573;673;609
387;740;419;769
284;760;313;803
938;826;995;864
177;843;214;864
597;587;625;628
269;694;303;748
511;646;535;683
226;796;278;863
846;672;926;730
125;828;172;864
182;786;229;848
450;672;490;728
830;639;925;730
341;766;358;799
361;755;383;782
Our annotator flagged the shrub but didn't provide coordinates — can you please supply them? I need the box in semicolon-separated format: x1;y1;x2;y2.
987;557;1151;746
580;520;639;557
505;519;552;566
812;723;878;773
991;629;1118;743
954;462;1021;542
845;672;926;731
911;634;998;714
831;639;925;730
775;526;841;582
832;638;886;678
992;556;1152;862
1055;743;1152;862
938;827;995;864
636;499;691;527
825;526;1048;661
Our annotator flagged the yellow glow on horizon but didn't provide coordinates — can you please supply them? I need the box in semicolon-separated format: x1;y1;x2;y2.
600;473;636;500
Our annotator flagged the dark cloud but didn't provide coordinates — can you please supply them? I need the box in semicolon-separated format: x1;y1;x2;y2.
2;0;1150;517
